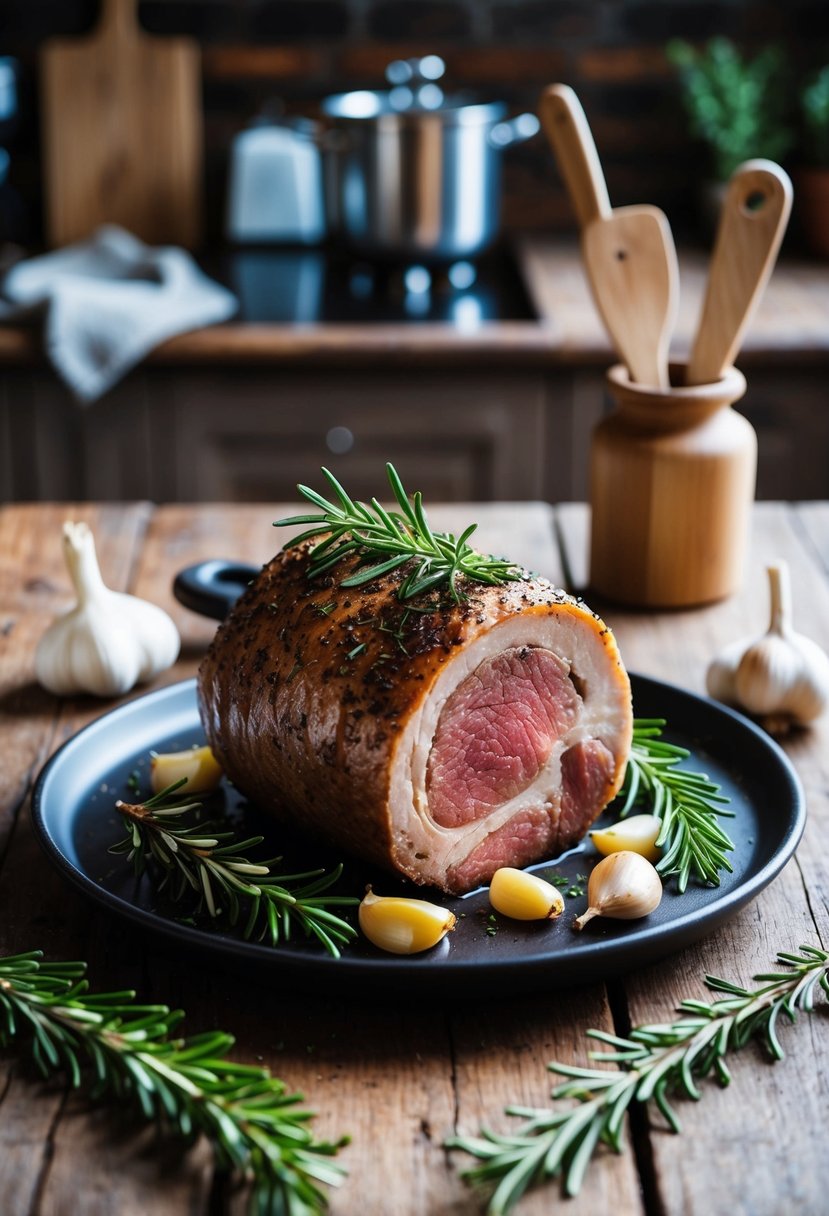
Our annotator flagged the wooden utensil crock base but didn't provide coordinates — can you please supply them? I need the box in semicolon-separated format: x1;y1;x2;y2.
589;361;756;608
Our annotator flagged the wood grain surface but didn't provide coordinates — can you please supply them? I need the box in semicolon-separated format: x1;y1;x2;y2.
40;0;203;249
582;206;678;388
538;85;678;389
687;161;793;386
0;501;827;1215
588;364;756;607
558;501;829;1216
538;85;612;228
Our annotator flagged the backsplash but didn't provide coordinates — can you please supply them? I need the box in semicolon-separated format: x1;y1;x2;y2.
0;0;824;246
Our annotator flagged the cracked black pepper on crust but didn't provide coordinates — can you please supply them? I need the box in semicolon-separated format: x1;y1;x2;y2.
197;540;627;884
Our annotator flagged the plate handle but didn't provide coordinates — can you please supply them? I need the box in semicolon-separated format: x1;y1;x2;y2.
173;560;259;621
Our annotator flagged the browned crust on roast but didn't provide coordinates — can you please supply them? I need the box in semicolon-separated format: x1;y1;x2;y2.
197;543;630;874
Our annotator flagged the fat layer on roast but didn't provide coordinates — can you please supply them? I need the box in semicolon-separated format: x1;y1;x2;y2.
387;608;631;892
197;545;632;894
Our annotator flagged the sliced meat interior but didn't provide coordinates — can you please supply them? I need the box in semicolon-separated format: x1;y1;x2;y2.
198;543;632;894
425;646;580;828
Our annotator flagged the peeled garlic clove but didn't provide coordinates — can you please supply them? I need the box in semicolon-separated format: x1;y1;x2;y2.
573;851;662;931
358;887;456;955
489;867;565;921
590;814;662;863
150;745;223;795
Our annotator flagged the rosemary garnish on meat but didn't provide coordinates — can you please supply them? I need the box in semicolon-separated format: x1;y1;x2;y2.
0;949;347;1213
449;944;829;1214
275;463;523;602
615;719;735;891
111;782;358;958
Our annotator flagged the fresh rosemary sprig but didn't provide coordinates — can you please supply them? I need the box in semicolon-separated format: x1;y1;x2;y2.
110;781;358;959
615;718;735;891
274;463;522;602
0;949;347;1214
449;943;829;1215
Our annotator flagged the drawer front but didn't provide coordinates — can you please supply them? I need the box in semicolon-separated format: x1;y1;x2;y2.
738;375;829;500
163;372;548;503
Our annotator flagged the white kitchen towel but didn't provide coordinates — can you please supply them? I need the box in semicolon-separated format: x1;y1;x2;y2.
0;225;237;403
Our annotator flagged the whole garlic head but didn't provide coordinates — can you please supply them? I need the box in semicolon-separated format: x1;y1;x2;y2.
706;561;829;730
35;521;180;698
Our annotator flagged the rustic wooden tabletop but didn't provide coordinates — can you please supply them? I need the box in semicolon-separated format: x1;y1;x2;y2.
1;500;827;1216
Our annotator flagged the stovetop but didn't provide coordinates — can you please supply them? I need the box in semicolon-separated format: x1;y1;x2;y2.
209;245;538;326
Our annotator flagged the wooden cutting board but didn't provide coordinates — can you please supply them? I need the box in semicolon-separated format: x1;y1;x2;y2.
40;0;203;248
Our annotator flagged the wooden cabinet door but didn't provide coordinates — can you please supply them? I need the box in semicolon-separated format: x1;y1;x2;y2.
160;371;549;503
736;373;829;500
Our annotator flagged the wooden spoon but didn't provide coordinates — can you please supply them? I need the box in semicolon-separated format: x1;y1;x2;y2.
539;84;678;389
687;159;793;385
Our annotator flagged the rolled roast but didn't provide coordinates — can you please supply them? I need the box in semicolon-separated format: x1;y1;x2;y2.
198;544;632;894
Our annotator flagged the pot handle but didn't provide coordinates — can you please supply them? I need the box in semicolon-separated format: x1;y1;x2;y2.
489;112;541;149
173;559;260;622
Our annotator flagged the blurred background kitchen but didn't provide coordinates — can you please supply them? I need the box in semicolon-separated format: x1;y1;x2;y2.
0;0;827;506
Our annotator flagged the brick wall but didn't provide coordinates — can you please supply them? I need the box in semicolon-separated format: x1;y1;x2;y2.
1;0;825;245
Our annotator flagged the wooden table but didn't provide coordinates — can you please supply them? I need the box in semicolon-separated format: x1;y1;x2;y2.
2;500;828;1216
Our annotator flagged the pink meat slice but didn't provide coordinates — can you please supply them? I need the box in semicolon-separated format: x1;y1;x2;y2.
557;740;616;849
447;807;556;892
198;532;633;895
426;646;580;828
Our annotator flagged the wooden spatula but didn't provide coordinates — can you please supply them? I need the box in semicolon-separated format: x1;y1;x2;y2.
686;160;793;385
40;0;203;248
539;84;678;389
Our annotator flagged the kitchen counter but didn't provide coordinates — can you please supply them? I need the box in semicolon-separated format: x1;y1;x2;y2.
1;237;828;368
3;239;829;507
1;498;828;1216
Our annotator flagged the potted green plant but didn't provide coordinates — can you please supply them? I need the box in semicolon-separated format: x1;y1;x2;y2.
667;38;794;227
797;67;829;256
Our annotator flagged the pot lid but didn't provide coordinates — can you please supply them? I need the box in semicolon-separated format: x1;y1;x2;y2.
322;56;507;125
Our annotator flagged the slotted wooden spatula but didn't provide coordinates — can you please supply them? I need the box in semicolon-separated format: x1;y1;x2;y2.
686;160;793;385
540;84;678;389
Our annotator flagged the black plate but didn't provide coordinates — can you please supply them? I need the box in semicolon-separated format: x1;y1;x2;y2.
31;674;805;995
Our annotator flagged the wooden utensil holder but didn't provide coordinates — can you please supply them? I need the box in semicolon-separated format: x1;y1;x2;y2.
589;361;756;608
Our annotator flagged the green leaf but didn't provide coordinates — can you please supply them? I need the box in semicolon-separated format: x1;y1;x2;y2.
273;465;522;604
446;944;829;1213
613;720;734;889
340;555;412;586
0;949;348;1214
321;466;356;515
385;462;419;528
112;793;358;961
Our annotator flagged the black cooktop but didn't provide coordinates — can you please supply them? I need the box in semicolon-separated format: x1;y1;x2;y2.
209;245;538;325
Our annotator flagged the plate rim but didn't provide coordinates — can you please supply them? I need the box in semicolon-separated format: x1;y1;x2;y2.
30;674;807;985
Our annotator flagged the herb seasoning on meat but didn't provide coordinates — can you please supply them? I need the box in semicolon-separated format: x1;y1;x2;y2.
198;468;633;894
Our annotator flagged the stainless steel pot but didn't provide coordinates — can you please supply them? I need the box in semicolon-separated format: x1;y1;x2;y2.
321;59;539;262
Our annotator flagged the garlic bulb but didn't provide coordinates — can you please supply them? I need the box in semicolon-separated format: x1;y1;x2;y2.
35;521;180;698
706;562;829;731
573;851;662;931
